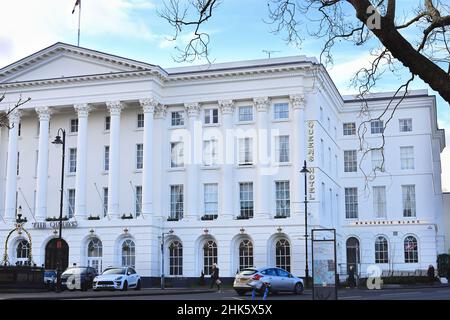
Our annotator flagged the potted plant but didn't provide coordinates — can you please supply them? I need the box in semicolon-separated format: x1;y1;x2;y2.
87;215;100;220
121;213;133;220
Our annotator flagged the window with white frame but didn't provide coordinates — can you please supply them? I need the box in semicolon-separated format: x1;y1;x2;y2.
105;116;111;131
69;148;77;173
275;181;290;217
400;146;414;170
344;150;357;172
274;103;289;120
275;239;291;272
137;113;144;128
203;138;218;166
136;144;143;170
103;187;108;217
121;239;136;268
345;187;358;219
238;106;253;122
371;149;384;172
16;240;30;265
203;240;218;275
204;108;219;124
104;146;110;171
402;185;416;217
171;111;184;126
239;182;254;218
170;142;184;168
204;183;218;216
404;236;418;263
399;118;412;132
375;236;389;263
70;119;78;133
68;189;75;218
343;123;356;136
135;186;142;217
373;186;387;218
276;135;289;163
238;137;253;165
169;240;183;275
170;185;184;220
239;240;254;271
371;120;384;134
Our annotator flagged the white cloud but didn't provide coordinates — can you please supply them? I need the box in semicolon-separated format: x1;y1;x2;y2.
0;0;156;67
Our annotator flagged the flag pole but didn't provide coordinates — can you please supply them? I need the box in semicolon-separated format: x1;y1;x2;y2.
77;0;81;46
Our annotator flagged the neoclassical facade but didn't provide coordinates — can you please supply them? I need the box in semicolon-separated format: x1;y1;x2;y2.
0;43;446;283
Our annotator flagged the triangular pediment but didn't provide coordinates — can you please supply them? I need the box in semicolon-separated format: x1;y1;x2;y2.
0;42;154;83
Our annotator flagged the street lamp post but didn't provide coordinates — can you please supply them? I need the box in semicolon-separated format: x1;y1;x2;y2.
160;229;174;289
300;160;310;286
52;129;66;293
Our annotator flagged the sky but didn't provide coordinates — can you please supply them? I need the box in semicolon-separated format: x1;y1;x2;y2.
0;0;449;190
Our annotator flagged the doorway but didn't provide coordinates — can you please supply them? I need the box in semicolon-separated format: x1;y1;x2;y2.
45;238;69;271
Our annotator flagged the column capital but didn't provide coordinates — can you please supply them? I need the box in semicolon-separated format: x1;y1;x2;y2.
290;94;306;109
184;102;200;118
8;109;21;124
35;106;53;121
218;100;235;115
74;103;92;117
139;97;159;113
253;97;271;112
154;104;168;119
106;101;125;115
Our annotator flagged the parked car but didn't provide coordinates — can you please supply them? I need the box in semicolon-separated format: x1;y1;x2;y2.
61;266;97;291
44;270;57;290
93;267;141;291
233;267;304;296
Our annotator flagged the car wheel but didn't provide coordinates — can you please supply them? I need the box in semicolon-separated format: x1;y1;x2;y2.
294;282;304;295
235;290;246;296
135;280;142;291
122;281;128;291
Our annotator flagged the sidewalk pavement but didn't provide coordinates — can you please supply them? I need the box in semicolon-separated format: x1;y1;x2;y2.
0;288;216;300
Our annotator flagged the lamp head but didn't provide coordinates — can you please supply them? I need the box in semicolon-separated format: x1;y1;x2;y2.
52;135;63;145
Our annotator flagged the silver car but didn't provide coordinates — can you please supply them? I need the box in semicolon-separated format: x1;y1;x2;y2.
233;267;304;296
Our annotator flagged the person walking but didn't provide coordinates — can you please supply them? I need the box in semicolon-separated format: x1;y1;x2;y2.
210;263;221;292
427;265;435;285
348;265;356;289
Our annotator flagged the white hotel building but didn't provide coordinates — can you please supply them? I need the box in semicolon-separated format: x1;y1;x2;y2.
0;43;446;284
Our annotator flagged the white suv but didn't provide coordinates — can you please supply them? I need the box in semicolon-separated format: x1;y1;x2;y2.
93;267;141;291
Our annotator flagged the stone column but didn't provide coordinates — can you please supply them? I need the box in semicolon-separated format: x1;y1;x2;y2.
153;104;167;220
35;107;52;221
4;110;21;221
218;100;235;220
74;103;91;218
290;94;307;217
139;98;157;216
106;101;124;218
184;103;201;220
254;97;271;219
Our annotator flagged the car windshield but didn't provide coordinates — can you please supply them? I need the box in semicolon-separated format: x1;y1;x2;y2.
101;268;126;275
239;269;257;276
62;268;86;275
44;271;56;277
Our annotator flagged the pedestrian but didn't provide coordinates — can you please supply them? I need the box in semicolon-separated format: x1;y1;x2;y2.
348;265;356;289
210;263;221;292
427;264;435;285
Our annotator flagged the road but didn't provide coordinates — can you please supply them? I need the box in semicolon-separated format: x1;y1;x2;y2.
74;286;450;300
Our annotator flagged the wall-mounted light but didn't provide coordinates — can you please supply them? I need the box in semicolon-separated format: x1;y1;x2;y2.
240;227;245;234
203;228;209;234
277;226;283;233
123;227;129;234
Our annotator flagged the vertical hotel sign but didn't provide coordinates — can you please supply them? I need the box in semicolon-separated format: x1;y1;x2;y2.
307;121;316;201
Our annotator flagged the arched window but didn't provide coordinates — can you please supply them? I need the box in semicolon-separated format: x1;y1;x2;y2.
239;239;253;271
87;238;103;274
203;240;217;275
404;236;418;263
121;239;136;268
375;236;388;263
16;240;30;265
169;240;183;276
275;239;291;272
